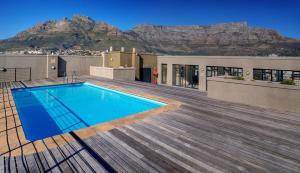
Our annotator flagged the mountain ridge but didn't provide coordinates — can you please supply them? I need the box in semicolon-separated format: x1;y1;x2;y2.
1;15;299;56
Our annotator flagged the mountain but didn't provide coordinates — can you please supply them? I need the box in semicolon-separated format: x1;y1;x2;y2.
1;15;300;56
0;16;141;52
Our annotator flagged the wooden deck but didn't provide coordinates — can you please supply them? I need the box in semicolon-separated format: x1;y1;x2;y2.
1;76;300;172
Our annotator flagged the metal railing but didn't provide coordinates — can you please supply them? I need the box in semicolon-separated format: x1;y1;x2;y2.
0;67;31;82
63;71;78;84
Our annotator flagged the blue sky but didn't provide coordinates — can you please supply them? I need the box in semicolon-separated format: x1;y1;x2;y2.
0;0;299;39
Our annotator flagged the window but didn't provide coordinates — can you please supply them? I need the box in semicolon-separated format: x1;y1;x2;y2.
292;71;300;79
207;66;243;77
228;67;243;77
173;64;185;87
293;71;300;85
283;71;293;80
161;64;167;84
253;69;300;85
217;67;226;76
206;66;223;77
206;66;212;77
253;69;272;81
173;64;199;89
253;69;263;80
272;70;283;82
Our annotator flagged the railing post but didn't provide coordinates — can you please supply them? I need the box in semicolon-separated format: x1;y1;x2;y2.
15;68;17;81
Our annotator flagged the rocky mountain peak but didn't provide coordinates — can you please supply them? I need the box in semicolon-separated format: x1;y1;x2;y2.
70;15;96;31
1;16;300;56
71;15;95;23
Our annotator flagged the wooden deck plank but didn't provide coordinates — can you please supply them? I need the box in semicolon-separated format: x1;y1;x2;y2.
98;132;156;172
0;157;4;173
138;119;265;173
102;132;160;173
48;147;74;173
154;112;299;172
128;122;238;173
0;78;300;172
109;128;194;173
84;137;127;173
39;148;62;173
117;126;215;173
63;141;108;173
173;108;300;164
24;154;41;172
92;134;143;173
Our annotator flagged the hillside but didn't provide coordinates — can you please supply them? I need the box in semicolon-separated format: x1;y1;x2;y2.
0;15;299;56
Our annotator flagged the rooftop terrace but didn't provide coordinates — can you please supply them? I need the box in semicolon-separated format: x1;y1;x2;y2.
1;76;300;172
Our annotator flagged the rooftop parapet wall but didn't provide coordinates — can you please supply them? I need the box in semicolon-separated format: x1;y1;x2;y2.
58;55;102;77
90;66;135;81
0;55;57;80
0;55;102;81
207;77;300;113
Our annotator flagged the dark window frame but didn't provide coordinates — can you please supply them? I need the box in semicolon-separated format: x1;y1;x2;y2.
206;66;243;77
253;68;300;82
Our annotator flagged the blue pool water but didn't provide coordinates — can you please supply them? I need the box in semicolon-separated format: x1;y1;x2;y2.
12;83;165;141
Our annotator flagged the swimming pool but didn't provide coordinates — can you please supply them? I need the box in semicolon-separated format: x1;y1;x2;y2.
12;82;165;141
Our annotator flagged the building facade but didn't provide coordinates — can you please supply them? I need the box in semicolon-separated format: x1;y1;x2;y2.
157;56;300;112
158;56;300;91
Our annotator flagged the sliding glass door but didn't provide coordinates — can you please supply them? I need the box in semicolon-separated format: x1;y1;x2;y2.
173;64;199;89
186;65;199;89
161;64;167;84
173;64;185;87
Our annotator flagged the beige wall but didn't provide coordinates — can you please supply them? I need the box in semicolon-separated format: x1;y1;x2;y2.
158;56;300;91
139;53;157;68
103;51;158;82
104;52;121;68
47;56;58;79
90;66;135;81
0;55;57;81
113;68;135;80
207;77;300;113
90;66;114;79
120;53;133;67
0;55;102;81
104;51;134;68
58;55;102;76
